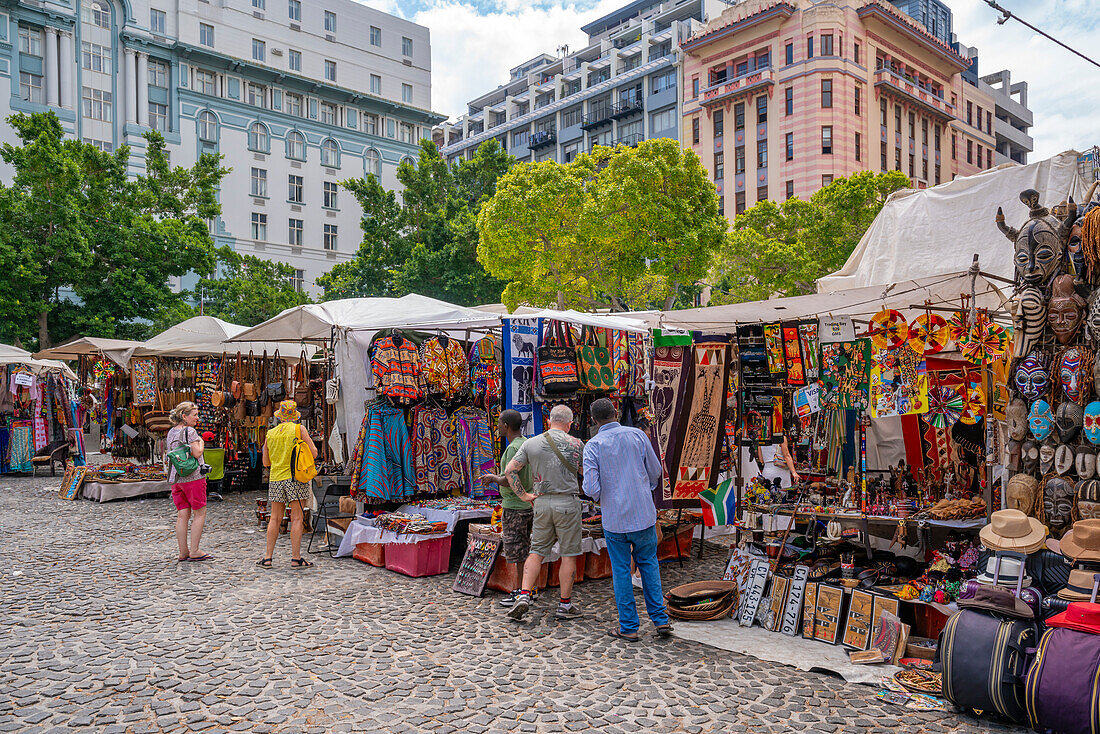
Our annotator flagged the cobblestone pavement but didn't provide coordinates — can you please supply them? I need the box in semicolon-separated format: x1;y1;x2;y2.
1;474;1027;734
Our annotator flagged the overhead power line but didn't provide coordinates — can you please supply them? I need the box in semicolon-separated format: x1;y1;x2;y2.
983;0;1100;71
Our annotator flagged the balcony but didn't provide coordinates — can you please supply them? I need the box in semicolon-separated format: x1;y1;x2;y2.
874;68;956;121
700;67;775;108
615;132;644;147
581;107;614;130
528;129;557;150
611;97;644;119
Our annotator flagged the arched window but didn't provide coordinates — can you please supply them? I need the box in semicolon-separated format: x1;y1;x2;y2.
365;148;381;178
321;138;339;167
247;122;269;152
197;110;218;142
400;156;415;168
286;130;306;161
83;0;111;29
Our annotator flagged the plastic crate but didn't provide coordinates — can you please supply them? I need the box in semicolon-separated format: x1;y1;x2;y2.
545;554;586;586
384;535;452;577
657;525;697;561
352;542;385;567
584;548;612;579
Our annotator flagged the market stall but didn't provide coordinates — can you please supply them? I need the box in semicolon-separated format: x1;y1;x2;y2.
1;343;83;474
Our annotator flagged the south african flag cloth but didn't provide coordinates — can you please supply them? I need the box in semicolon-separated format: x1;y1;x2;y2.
699;478;736;527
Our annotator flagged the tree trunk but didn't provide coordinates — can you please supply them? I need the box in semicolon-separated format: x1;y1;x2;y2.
556;290;565;310
38;309;51;349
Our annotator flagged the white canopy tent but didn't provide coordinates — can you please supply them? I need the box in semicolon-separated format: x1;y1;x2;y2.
35;336;142;368
0;343;76;379
103;315;308;364
819;150;1088;291
508;309;655;333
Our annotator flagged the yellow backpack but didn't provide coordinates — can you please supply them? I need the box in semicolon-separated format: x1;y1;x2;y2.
291;435;317;483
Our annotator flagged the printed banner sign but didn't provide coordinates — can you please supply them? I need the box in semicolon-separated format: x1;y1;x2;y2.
819;316;856;344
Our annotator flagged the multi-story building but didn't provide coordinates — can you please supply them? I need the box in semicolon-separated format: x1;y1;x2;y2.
0;0;443;295
681;0;1011;219
979;69;1033;165
435;0;735;165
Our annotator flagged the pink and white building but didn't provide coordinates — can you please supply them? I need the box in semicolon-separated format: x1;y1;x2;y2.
680;0;1001;218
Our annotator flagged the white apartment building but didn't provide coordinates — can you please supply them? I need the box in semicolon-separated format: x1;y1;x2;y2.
1;0;443;295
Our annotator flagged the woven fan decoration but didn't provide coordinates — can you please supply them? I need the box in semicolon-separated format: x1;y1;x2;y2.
908;313;949;355
869;309;909;350
960;315;1008;364
926;385;963;428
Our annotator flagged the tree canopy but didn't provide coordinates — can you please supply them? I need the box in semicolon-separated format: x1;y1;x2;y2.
477;138;724;311
317;139;512;306
0;112;227;348
709;170;911;304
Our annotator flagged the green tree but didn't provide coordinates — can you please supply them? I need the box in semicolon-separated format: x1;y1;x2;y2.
710;170;911;303
0;112;227;348
318;139;512;306
477;138;724;311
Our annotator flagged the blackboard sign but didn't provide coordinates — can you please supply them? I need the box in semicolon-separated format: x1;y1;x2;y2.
453;534;502;597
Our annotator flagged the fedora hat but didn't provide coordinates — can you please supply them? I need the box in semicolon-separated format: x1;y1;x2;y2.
1057;568;1100;601
979;509;1047;554
975;556;1033;588
1060;519;1100;562
1045;601;1100;634
958;585;1034;619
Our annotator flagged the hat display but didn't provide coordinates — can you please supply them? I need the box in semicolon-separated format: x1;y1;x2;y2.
1045;601;1100;634
958;585;1034;619
1060;519;1100;562
975;556;1033;588
274;400;301;423
1057;568;1100;602
979;509;1048;554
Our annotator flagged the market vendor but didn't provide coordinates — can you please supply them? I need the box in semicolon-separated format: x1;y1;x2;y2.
479;409;533;608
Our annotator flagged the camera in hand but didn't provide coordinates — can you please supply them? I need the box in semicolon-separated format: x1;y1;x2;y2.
199;464;212;476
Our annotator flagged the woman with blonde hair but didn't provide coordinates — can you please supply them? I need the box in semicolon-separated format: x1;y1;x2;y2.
258;400;318;569
167;401;211;562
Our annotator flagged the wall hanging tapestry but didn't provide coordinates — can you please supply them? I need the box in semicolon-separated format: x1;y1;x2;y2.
820;339;870;410
672;342;731;503
783;325;805;386
870;345;929;418
503;318;541;437
131;358;157;407
650;345;691;503
798;321;820;382
412;405;463;497
454;407;496;499
763;323;785;377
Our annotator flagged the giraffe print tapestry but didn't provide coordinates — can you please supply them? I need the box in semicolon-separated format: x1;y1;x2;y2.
649;345;691;505
672;342;732;504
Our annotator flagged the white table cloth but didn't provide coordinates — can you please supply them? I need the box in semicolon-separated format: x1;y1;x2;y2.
336;518;451;557
396;503;494;532
83;480;169;503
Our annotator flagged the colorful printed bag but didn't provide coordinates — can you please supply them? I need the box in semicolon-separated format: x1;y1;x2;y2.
537;322;580;395
577;326;615;392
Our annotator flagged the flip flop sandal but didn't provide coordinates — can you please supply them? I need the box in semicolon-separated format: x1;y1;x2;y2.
607;629;640;642
655;625;675;637
186;554;213;562
256;558;273;569
290;558;314;569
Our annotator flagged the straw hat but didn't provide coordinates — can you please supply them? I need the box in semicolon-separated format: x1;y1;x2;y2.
979;509;1047;554
1060;519;1100;562
275;400;300;423
1058;568;1100;602
1045;601;1100;634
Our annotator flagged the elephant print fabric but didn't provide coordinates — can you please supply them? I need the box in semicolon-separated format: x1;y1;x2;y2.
649;345;690;503
673;343;731;504
503;318;540;437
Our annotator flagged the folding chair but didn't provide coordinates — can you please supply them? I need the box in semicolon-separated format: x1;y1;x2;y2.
307;477;355;556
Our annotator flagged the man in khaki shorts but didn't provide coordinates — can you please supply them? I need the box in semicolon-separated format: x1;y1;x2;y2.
503;404;585;621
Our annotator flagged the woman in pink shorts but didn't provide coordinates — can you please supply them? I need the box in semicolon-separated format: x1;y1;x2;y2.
167;402;211;562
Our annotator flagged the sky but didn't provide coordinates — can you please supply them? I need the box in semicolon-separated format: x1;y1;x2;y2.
356;0;1100;160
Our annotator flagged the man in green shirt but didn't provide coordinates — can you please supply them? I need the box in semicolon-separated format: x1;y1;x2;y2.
481;410;533;607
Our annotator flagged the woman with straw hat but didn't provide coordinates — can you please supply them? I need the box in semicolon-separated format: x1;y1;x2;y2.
258;400;318;569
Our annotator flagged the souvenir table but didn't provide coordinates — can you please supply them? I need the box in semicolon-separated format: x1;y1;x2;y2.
335;518;451;557
82;479;170;503
395;502;495;533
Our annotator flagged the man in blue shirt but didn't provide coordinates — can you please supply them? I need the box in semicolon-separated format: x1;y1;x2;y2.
582;398;673;641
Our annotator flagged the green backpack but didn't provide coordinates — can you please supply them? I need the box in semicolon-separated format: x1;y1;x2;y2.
166;445;199;478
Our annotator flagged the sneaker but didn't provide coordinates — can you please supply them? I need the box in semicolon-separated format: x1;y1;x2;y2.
208;492;224;502
555;603;583;620
507;595;531;621
499;591;520;608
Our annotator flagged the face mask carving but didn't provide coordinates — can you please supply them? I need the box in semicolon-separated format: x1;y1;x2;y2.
998;189;1073;289
1086;402;1100;444
1043;475;1075;531
1040;438;1057;474
1007;398;1029;440
1076;445;1097;480
1013;287;1048;359
1029;399;1054;440
1078;479;1100;520
1022;439;1040;474
1055;444;1075;475
1088;290;1100;347
1015;353;1049;401
1058;346;1089;404
1055;401;1083;442
1006;439;1022;472
1048;275;1087;344
1006;473;1038;515
1069;225;1086;275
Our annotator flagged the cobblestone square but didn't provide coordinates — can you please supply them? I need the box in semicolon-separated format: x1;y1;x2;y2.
1;476;1025;733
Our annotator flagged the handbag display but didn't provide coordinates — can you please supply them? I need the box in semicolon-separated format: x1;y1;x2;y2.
242;350;257;401
537;321;580;395
576;326;615;392
294;350;312;407
264;350;287;408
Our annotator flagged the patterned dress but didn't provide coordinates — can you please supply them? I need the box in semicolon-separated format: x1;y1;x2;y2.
412;405;463;497
453;407;497;499
350;404;415;501
372;337;422;404
419;337;469;400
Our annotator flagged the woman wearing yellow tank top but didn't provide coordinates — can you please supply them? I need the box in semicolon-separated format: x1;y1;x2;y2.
258;400;318;569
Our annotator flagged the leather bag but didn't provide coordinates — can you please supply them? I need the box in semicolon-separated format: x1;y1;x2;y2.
537;322;580;396
294;350;312;406
242;350;257;401
230;352;243;400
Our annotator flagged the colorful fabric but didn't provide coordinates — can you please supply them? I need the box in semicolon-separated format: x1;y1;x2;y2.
454;407;497;499
673;343;731;503
420;336;469;399
649;345;690;504
909;313;949;354
268;478;311;505
503;318;540;437
699;478;736;527
626;332;647;398
412;405;463;497
131;358;157;406
783;326;805;386
870;345;929;417
763;323;785;375
798;321;820;381
372;336;422;404
820;339;870;410
352;404;415;501
469;335;501;409
9;424;33;473
33;383;47;451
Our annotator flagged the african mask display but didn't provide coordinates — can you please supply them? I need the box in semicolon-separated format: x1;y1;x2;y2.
1006;439;1022;472
1043;475;1075;532
1088;291;1100;347
1058;347;1089;404
1040;438;1057;474
1077;445;1098;480
1055;444;1076;475
1013;287;1047;359
1029;399;1054;440
1006;473;1039;515
1015;353;1049;401
1048;275;1086;344
1055;401;1083;442
1086;402;1100;444
1078;479;1100;520
1069;225;1086;275
1007;398;1029;441
998;189;1075;288
1022;439;1040;474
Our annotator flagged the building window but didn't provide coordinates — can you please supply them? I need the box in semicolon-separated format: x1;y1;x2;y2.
908;112;915;139
909;153;915;177
987;111;993;135
713;109;724;138
251;212;267;241
785;180;794;199
288;174;303;203
880;98;887;126
966;101;973;126
288;0;300;21
402;84;413;103
896;146;902;171
320;102;337;125
807;36;814;59
784;87;793;116
647;108;671;133
148;59;169;88
977;143;983;166
713;152;723;181
290;269;305;292
967;138;973;164
323;181;338;208
855;132;861;162
286;93;303;117
150;9;166;34
19;72;43;104
935;164;941;184
253;0;265;9
250;167;267;197
784;42;793;65
757;139;768;168
324;60;337;82
651;69;675;94
247;83;266;108
370;26;381;46
197;110;217;141
364;114;379;135
854;42;861;65
321;139;339;167
922;157;928;180
822;174;834;187
287;131;306;161
252;39;265;62
562;142;579;163
365;148;381;177
734;102;745;131
756;96;767;124
400;122;416;144
895;104;902;131
976;106;983;132
288;49;301;72
821;33;834;56
248;122;269;152
324;10;337;33
200;22;217;46
288;218;303;246
561;107;582;128
84;138;113;152
691;118;700;145
149;102;168;131
785;132;794;161
854;85;861;116
323;224;338;251
735;191;746;215
82;0;111;28
82;87;113;121
821;126;832;155
402;36;413;56
952;133;957;160
370;75;382;95
757;185;768;203
81;42;111;74
195;69;217;96
881;141;887;171
19;27;42;58
821;79;832;108
935;125;942;151
735;146;745;174
987;149;993;169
